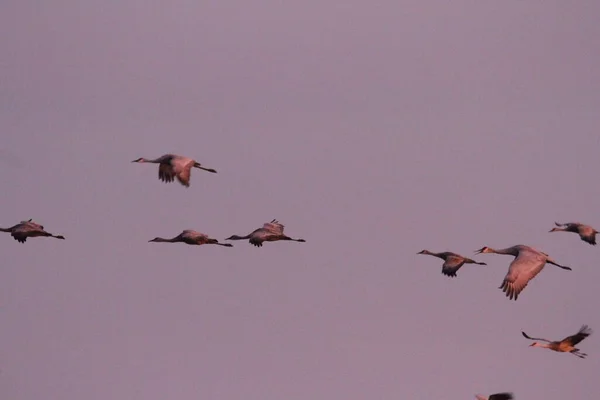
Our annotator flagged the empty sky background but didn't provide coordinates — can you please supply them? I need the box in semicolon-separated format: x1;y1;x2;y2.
2;1;600;399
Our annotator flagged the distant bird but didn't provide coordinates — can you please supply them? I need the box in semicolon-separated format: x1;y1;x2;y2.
522;325;592;359
475;245;571;300
0;219;65;243
475;393;514;400
149;230;232;247
132;154;216;187
417;250;486;277
226;219;306;247
550;222;598;245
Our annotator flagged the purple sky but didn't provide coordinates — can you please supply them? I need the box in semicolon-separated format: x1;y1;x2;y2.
2;1;600;399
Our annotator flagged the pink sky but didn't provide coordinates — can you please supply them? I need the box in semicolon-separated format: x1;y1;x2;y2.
2;1;600;399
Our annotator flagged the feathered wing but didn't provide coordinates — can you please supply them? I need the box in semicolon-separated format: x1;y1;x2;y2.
499;249;546;300
176;166;191;187
563;325;592;346
262;219;284;235
441;255;464;277
578;226;597;245
521;331;551;343
158;163;176;183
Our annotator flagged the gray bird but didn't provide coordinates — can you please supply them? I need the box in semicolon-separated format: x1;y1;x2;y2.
522;325;592;359
475;393;514;400
550;221;598;245
475;245;571;300
132;154;216;187
149;230;232;247
417;250;486;277
0;219;65;243
226;219;306;247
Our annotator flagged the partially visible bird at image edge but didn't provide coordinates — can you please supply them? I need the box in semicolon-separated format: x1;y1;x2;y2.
0;219;66;243
550;221;598;245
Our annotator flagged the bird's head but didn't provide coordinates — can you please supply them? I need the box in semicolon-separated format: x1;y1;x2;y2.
417;250;429;255
225;235;239;240
131;157;146;163
148;237;160;242
549;227;560;233
529;342;540;347
474;246;492;254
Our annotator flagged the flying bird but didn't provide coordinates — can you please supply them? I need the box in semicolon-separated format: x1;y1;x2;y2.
132;154;216;187
475;393;514;400
550;222;598;245
149;230;232;247
226;219;306;247
475;245;571;300
0;219;65;243
522;325;592;358
417;250;486;277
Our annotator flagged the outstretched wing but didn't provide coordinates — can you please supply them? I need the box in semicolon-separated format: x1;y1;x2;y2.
499;249;546;300
563;325;592;346
521;331;550;343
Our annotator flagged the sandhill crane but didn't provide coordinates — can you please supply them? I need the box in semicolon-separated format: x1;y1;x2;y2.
522;325;592;358
149;230;232;247
550;221;598;245
132;154;216;187
475;245;571;300
417;250;486;277
226;219;306;247
475;393;514;400
0;219;65;243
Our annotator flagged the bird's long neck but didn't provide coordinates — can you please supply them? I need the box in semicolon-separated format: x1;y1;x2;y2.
0;227;11;232
490;247;518;256
152;237;178;242
229;234;251;240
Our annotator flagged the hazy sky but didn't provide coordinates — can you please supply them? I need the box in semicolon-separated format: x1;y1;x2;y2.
2;1;600;399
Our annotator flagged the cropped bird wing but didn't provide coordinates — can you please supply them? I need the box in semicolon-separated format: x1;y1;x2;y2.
499;249;546;300
489;393;514;400
563;325;592;346
441;255;464;277
158;163;176;183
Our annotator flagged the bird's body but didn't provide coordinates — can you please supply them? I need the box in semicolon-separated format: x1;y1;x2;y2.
226;219;306;247
417;250;486;277
550;221;598;245
475;393;514;400
522;325;592;358
0;219;65;243
132;154;217;187
475;245;571;300
149;230;232;247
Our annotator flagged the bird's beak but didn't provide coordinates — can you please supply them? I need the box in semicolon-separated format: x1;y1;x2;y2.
529;343;535;347
474;248;484;254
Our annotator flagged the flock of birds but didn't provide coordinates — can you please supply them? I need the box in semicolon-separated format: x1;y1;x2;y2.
2;153;595;399
418;220;596;398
